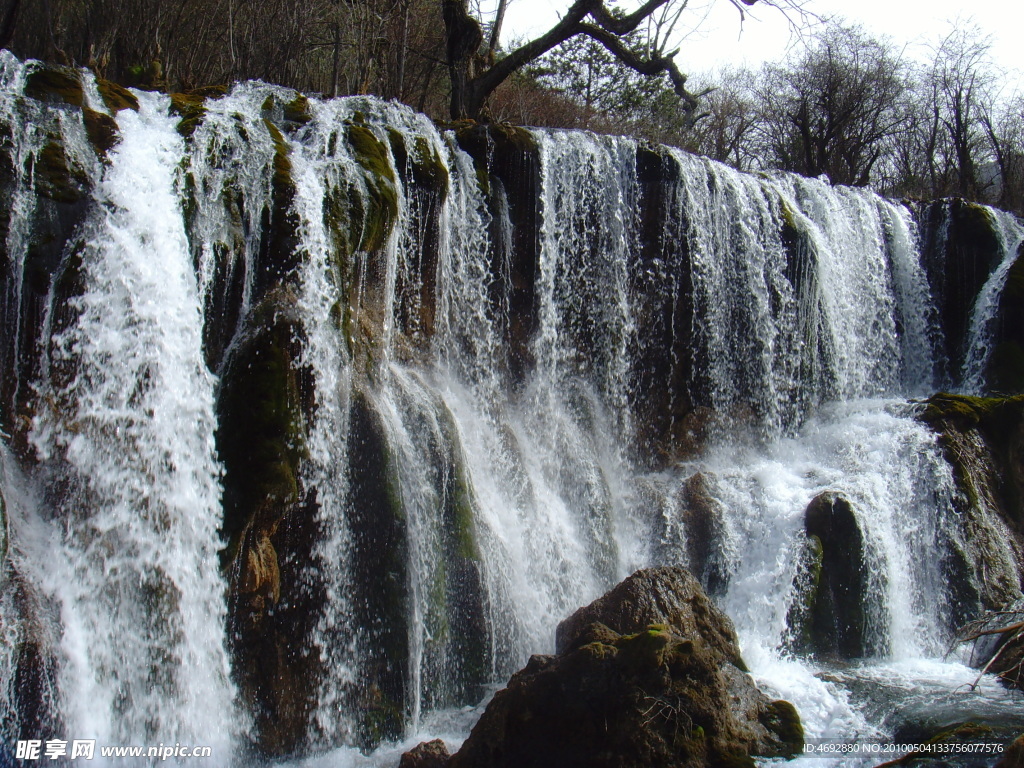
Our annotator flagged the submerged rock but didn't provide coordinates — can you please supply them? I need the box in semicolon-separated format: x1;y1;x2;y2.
449;567;802;768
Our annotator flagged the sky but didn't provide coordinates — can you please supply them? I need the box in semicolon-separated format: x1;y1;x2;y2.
498;0;1022;91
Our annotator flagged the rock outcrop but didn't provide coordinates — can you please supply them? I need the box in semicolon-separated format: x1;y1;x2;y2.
919;394;1024;614
447;567;803;768
785;492;869;659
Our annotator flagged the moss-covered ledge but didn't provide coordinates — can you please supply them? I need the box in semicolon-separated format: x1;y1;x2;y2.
918;393;1024;610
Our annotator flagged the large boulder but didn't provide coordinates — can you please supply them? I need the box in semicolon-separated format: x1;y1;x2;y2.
792;492;869;659
448;567;802;768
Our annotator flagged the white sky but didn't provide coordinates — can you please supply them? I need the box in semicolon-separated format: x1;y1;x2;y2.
499;0;1022;91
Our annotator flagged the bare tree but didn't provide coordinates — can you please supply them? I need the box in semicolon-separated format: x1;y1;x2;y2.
929;25;997;199
684;67;759;170
752;21;909;186
441;0;803;121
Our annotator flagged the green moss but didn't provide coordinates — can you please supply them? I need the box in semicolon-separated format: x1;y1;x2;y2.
346;124;399;253
434;402;481;562
264;120;295;197
614;625;672;673
779;197;798;232
96;78;139;112
82;108;119;157
169;93;207;138
362;690;405;746
388;129;450;192
283;94;312;127
450;460;480;561
24;67;84;107
487;123;538;154
759;700;804;756
324;185;358;261
920;392;1024;430
217;291;307;553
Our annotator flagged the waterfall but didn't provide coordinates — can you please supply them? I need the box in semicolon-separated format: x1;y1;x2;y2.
1;55;1022;763
23;89;235;747
961;207;1024;392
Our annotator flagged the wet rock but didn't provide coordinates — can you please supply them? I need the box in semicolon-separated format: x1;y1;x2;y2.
554;565;744;669
399;739;451;768
990;631;1024;692
217;287;319;758
450;567;802;768
454;125;541;384
387;130;448;346
916;200;1006;382
24;67;85;107
679;472;730;597
799;492;868;658
919;394;1024;613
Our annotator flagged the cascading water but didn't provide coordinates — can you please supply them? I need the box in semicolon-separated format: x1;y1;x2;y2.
13;81;236;749
961;207;1024;393
1;53;1023;765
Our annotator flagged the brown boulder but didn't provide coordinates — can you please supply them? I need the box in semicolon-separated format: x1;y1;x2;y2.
555;565;744;669
449;567;802;768
399;739;451;768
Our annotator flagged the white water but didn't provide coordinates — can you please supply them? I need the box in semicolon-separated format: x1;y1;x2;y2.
20;88;236;749
0;63;1021;765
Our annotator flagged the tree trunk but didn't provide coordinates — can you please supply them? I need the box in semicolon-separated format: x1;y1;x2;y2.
442;0;483;119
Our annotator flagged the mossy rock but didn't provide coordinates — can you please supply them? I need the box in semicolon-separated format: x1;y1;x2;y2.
346;389;411;748
346;124;399;253
388;129;449;192
988;240;1024;393
758;700;803;757
435;401;480;562
82;108;119;157
920;391;1024;549
95;78;139;113
217;288;307;550
189;84;229;99
254;119;302;293
169;93;207;138
33;140;90;203
454;122;538;157
614;625;672;674
24;67;84;107
802;492;868;658
282;94;313;129
264;119;295;197
920;393;1024;452
449;570;803;768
